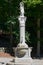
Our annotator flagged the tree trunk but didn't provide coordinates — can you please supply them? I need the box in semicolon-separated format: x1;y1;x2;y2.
37;18;40;57
10;23;13;47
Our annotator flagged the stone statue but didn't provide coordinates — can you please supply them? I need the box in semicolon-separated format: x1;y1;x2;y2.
20;2;24;16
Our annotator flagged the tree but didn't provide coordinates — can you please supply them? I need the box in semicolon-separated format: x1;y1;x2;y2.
0;0;21;46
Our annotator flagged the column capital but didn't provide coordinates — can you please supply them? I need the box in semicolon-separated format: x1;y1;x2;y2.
18;16;26;24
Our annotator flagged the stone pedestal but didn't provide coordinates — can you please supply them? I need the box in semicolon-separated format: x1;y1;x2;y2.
13;47;33;65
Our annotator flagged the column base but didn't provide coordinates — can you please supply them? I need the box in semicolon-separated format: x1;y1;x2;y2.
14;57;32;63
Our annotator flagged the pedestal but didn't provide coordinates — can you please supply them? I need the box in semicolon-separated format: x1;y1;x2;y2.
13;46;33;65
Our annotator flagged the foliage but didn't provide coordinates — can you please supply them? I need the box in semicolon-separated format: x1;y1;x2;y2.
25;31;30;43
0;0;20;46
22;0;42;7
22;0;43;45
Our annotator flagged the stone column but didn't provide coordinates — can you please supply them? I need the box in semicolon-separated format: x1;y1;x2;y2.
18;16;26;44
17;2;28;48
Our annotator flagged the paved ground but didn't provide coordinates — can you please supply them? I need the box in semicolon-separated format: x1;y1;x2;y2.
0;58;43;65
33;59;43;65
0;57;14;65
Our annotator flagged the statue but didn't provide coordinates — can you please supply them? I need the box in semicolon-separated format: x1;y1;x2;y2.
20;2;24;16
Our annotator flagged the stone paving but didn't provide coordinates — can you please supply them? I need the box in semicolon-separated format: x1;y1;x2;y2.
0;57;43;65
33;59;43;65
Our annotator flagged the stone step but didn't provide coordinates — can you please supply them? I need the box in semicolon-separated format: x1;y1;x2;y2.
13;58;33;63
6;62;32;65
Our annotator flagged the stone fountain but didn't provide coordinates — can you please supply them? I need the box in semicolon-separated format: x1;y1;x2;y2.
13;2;33;65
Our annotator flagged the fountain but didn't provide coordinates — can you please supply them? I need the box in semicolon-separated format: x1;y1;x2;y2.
14;2;33;65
